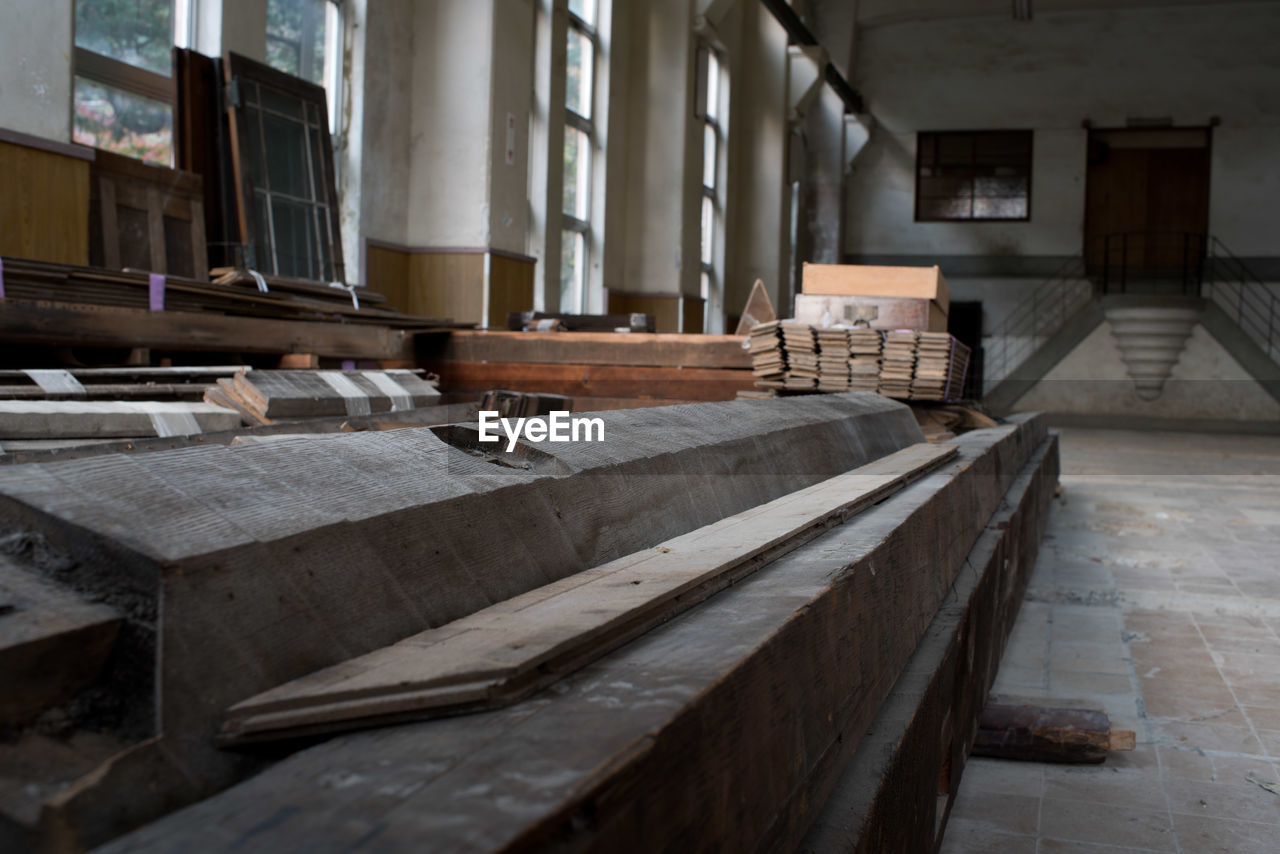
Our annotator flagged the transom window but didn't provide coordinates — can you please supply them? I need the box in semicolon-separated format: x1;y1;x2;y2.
916;130;1033;222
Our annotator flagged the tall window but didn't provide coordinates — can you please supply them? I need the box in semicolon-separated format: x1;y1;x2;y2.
265;0;344;135
915;130;1033;221
72;0;195;164
698;46;725;332
561;0;597;314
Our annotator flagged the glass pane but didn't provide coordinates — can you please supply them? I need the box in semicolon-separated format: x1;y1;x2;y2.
700;195;714;266
263;112;310;197
973;197;1028;219
73;77;173;165
568;0;596;26
560;229;585;313
705;51;720;122
700;270;710;302
75;0;173;75
563;127;590;219
565;27;593;120
267;0;327;86
703;123;717;189
272;198;317;278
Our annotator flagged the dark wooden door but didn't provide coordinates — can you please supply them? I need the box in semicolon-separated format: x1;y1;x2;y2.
1084;130;1210;273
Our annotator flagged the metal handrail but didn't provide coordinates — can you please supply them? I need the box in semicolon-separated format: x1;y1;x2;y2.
1089;231;1207;296
1206;237;1279;364
983;255;1092;392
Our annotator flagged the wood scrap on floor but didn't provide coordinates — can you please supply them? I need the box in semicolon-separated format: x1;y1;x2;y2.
209;369;440;424
0;400;241;439
478;389;571;418
972;701;1136;764
219;441;957;745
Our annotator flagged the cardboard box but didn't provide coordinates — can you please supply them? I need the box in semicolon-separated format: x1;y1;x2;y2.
793;293;948;332
801;264;949;318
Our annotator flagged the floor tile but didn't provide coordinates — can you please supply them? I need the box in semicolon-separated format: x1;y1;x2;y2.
1038;799;1176;850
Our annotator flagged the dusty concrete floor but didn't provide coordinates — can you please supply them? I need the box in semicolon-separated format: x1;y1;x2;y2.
941;428;1280;854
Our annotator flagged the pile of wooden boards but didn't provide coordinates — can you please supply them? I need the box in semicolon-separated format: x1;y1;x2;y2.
816;327;852;391
850;329;883;392
0;367;241;401
781;322;819;389
0;256;455;329
911;332;972;401
207;369;440;425
746;323;972;402
421;330;755;403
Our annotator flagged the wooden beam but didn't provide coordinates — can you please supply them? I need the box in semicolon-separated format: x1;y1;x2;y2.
425;360;755;400
427;330;751;369
221;442;958;744
973;703;1135;764
0;298;414;360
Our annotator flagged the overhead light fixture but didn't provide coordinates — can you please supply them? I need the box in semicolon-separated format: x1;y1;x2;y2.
1013;0;1033;21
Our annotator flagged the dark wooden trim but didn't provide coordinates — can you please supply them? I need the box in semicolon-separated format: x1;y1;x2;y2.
0;127;96;161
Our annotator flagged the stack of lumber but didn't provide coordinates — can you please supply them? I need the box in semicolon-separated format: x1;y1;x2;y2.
879;331;919;398
422;331;755;403
849;329;883;392
780;322;819;389
0;257;457;329
748;321;786;389
0;400;241;440
208;369;440;425
909;333;972;402
816;327;852;391
0;367;240;401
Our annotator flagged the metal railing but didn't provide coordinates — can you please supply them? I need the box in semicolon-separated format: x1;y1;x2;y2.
983;256;1093;392
1090;232;1207;296
1205;237;1280;364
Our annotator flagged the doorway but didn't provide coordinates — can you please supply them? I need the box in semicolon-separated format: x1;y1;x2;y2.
1084;127;1211;291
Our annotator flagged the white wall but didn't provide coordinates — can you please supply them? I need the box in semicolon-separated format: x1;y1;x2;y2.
0;0;72;141
846;2;1280;261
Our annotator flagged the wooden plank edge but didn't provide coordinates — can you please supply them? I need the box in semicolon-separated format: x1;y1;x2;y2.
218;443;960;745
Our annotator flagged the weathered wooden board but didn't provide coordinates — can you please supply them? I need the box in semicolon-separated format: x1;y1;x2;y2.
221;442;957;744
428;330;751;369
0;298;416;359
0;401;242;439
0;394;925;848
94;415;1048;854
800;432;1058;853
227;369;440;418
426;360;755;400
0;557;120;725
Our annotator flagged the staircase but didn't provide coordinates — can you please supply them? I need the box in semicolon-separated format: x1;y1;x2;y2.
981;235;1280;414
1104;299;1202;400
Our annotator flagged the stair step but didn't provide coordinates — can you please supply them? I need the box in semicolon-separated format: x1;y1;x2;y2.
0;557;121;726
1104;304;1202;400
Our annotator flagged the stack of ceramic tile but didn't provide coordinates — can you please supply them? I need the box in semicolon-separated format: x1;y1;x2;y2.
780;322;819;390
910;333;972;401
815;327;852;391
748;321;787;389
879;330;919;399
849;329;883;393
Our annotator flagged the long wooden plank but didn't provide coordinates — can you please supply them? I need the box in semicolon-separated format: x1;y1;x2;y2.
430;330;751;369
0;298;416;359
427;359;755;399
220;442;957;744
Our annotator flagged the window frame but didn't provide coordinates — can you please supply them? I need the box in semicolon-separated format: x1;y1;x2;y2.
72;0;196;165
697;43;726;333
559;2;599;315
914;129;1034;223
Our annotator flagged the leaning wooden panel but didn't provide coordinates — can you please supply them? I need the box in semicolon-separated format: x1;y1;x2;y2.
0;140;90;266
221;442;958;744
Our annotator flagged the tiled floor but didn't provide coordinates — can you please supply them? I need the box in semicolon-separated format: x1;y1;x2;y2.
941;428;1280;854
